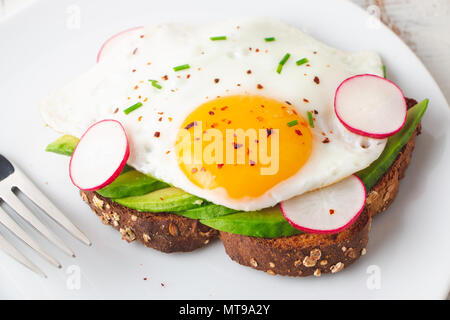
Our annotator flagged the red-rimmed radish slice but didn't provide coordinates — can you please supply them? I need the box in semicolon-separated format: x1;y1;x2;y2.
334;74;407;139
69;120;129;191
97;26;143;63
280;175;366;234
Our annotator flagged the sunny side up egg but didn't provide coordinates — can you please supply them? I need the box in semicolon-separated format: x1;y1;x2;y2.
39;17;386;211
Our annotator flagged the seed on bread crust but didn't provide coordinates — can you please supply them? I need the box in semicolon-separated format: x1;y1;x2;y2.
330;262;344;273
92;196;104;209
250;258;258;267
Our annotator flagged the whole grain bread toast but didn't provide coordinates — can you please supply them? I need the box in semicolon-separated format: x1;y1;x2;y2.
80;98;420;275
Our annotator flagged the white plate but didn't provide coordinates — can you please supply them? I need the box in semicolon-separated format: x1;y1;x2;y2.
0;0;448;299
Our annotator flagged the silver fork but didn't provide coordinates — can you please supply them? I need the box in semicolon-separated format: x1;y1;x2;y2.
0;154;90;277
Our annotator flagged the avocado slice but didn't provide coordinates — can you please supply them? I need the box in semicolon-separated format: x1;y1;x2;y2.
201;206;302;238
97;170;169;199
45;135;79;156
356;99;428;191
114;187;204;212
176;204;238;220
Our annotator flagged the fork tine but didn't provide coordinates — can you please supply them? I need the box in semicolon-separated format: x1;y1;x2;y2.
11;169;91;246
0;206;60;268
0;190;75;258
0;231;46;277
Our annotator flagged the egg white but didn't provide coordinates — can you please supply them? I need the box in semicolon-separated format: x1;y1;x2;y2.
40;17;386;211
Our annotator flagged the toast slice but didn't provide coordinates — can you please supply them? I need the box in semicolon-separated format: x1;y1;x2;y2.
220;124;420;276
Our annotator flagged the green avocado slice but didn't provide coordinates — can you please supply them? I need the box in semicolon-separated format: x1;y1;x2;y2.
176;204;238;220
45;135;79;156
201;206;302;238
356;99;428;191
114;187;205;212
97;170;169;199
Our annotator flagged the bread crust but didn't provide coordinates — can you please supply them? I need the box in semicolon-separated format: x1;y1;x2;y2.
219;125;420;276
81;191;219;253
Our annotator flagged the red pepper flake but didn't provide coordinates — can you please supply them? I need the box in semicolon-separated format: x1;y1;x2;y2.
209;111;215;115
313;110;319;115
322;137;330;143
256;116;264;122
191;168;198;174
257;84;264;89
221;106;228;111
255;48;260;52
249;47;252;51
160;197;164;201
200;167;206;172
295;129;303;136
255;139;259;143
214;78;220;83
147;62;151;65
132;69;136;73
246;70;252;74
303;98;309;103
237;83;241;87
260;105;265;108
217;164;224;169
313;51;317;54
329;209;335;215
306;64;311;67
233;142;243;149
132;48;138;55
285;101;292;105
113;108;119;114
266;128;273;137
158;117;162;121
249;160;256;166
187;74;191;79
138;116;143;122
154;132;161;138
321;132;326;136
140;35;145;39
166;150;171;154
184;121;197;130
158;112;164;115
314;76;320;84
143;277;147;280
162;75;168;81
134;85;139;90
211;123;218;128
143;97;148;102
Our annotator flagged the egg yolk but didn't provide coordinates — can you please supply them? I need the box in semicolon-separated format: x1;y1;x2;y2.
176;95;312;199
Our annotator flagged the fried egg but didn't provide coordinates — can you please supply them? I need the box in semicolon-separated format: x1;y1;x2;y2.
40;17;386;211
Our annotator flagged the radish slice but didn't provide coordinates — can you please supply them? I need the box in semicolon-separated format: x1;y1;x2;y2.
97;26;143;63
69;120;129;191
334;74;407;139
280;175;366;234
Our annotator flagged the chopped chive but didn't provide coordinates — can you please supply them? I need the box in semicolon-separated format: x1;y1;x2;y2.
307;111;314;128
124;102;143;115
296;58;309;66
264;37;275;42
210;35;227;41
149;79;162;89
382;65;386;78
276;53;291;74
173;64;190;72
287;120;299;127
